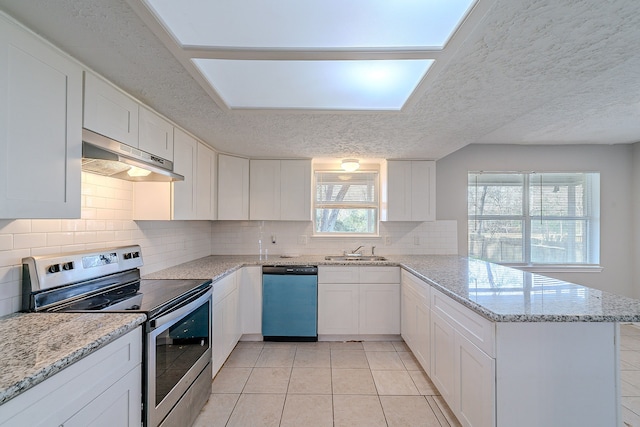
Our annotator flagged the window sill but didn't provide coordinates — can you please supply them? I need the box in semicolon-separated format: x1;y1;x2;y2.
509;264;603;274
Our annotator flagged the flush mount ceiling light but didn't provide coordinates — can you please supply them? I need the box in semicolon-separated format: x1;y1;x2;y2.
341;159;360;172
132;0;480;111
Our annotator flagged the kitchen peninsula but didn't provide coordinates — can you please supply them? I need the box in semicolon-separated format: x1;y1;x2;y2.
146;254;639;426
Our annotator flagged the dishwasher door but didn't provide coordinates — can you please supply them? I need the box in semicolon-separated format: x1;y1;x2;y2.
262;270;318;341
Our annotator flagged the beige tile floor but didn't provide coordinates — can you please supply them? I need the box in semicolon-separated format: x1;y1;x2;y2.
194;325;640;426
622;324;640;426
194;340;461;427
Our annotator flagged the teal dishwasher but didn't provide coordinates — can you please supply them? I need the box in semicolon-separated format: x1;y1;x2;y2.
262;265;318;341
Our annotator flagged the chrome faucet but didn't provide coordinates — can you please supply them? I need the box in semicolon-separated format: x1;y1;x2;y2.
347;245;364;256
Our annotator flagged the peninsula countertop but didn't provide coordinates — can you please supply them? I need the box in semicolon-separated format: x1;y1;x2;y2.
0;312;146;405
143;254;640;323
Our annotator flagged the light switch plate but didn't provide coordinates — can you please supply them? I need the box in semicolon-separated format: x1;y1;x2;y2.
298;235;308;245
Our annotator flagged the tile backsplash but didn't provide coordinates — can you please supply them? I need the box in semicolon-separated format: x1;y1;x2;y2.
0;173;212;316
0;173;458;316
210;220;458;257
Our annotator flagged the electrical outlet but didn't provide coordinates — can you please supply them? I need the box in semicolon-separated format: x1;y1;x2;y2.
384;235;391;246
414;236;420;245
298;235;308;245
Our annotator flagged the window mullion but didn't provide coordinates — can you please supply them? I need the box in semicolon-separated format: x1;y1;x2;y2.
523;174;531;264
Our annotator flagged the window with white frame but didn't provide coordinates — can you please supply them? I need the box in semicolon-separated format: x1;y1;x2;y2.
468;172;600;265
314;171;379;235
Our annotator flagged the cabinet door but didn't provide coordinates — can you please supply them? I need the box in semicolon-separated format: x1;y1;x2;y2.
172;128;197;220
359;283;400;334
415;300;431;376
386;160;412;221
430;310;456;406
218;154;249;220
411;160;436;221
196;142;216;220
224;288;241;354
240;266;262;335
280;159;311;221
318;284;359;335
249;159;281;220
455;332;495;427
0;14;82;218
62;367;141;427
212;299;225;376
83;72;139;147
138;106;174;161
400;284;415;347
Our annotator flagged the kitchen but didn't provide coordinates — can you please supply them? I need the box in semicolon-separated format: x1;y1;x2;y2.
1;0;640;426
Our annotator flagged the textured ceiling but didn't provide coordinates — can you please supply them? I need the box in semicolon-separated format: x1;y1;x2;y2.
1;0;639;160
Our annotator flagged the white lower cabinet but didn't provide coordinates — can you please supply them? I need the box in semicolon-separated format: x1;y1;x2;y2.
239;266;262;336
318;266;400;336
0;328;142;427
359;284;400;334
430;288;496;427
455;332;495;427
430;310;457;406
318;284;360;335
212;271;242;377
400;270;431;375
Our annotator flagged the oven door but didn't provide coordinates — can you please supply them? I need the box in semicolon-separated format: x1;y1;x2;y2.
146;286;212;427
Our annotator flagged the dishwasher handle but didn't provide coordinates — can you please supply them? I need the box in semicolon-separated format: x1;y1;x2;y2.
262;265;317;275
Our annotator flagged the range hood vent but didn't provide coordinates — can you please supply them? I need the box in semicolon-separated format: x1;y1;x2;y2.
82;129;184;182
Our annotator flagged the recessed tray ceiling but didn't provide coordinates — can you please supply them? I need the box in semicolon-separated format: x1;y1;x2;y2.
145;0;475;49
140;0;476;111
192;59;434;110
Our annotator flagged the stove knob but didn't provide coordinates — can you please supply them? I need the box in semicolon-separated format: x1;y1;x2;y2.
47;264;60;274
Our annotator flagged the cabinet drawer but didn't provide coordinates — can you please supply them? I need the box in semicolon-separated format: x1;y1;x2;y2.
401;270;430;303
213;272;237;303
318;266;359;284
360;267;400;284
431;288;495;357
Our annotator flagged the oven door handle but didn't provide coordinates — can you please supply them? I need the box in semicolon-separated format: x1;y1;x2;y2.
149;286;212;331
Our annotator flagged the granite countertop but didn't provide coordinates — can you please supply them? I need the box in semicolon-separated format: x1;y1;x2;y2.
0;312;146;405
144;254;640;323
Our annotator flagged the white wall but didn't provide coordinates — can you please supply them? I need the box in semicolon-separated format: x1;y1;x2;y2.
633;143;640;297
210;220;458;257
436;144;635;297
0;173;212;316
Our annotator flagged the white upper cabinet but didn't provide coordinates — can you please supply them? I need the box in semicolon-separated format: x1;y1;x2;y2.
250;160;281;220
249;159;311;221
195;142;217;220
0;13;82;219
83;72;139;147
138;105;174;161
134;129;216;221
85;72;174;162
281;160;311;220
218;154;249;220
172;128;198;220
386;160;436;221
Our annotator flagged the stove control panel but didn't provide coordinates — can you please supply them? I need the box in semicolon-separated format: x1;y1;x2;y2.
23;245;144;291
47;262;74;274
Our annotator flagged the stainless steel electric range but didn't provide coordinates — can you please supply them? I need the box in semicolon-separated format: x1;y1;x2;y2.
22;245;212;427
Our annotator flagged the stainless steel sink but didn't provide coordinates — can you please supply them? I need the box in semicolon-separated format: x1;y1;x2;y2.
324;255;387;261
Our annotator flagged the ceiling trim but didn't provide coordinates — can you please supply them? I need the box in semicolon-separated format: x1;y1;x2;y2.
182;47;444;61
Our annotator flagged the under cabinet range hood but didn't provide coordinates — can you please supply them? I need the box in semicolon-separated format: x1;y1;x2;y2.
81;128;184;182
